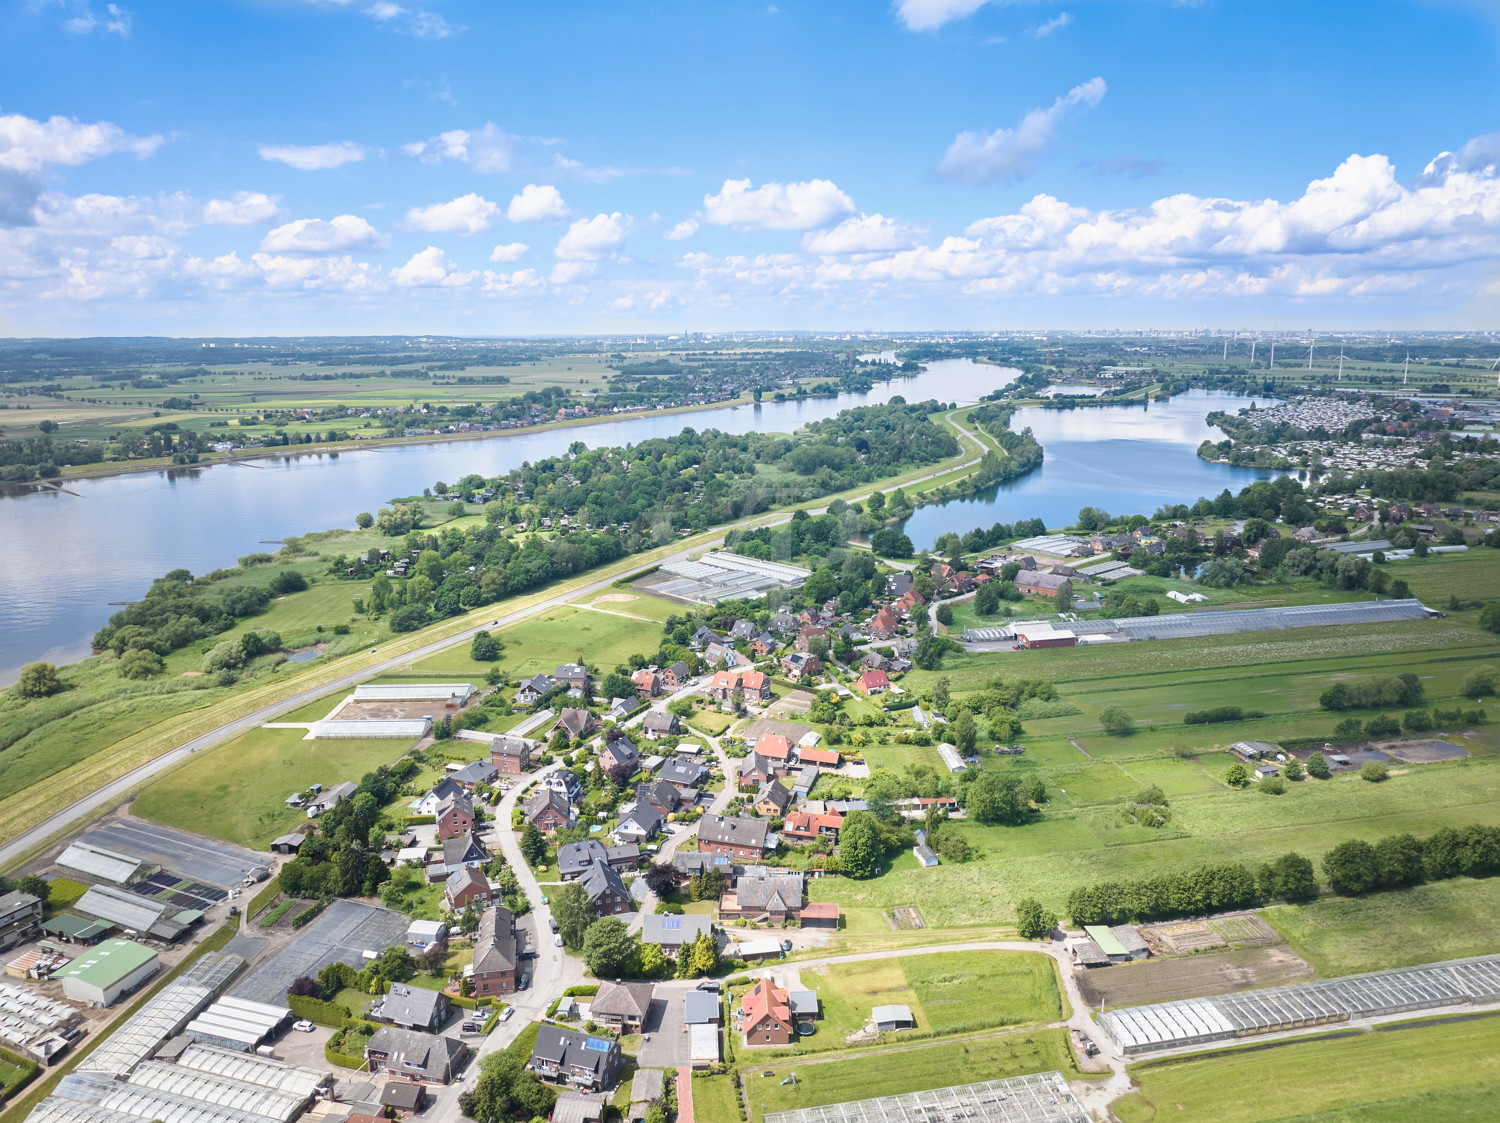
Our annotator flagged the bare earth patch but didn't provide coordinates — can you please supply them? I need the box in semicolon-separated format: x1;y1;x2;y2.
589;594;638;604
1075;944;1315;1008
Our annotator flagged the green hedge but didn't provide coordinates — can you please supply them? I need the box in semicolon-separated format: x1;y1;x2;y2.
406;815;437;826
450;993;494;1011
287;994;353;1028
564;985;599;997
290;902;325;929
323;1044;365;1070
0;1048;40;1096
479;1007;501;1035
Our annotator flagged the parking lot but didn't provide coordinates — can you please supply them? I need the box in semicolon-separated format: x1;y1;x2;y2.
80;819;269;888
231;900;411;1004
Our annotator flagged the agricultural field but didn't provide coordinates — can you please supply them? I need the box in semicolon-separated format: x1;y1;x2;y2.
411;604;662;678
1112;1013;1500;1123
1075;945;1315;1008
1262;877;1500;976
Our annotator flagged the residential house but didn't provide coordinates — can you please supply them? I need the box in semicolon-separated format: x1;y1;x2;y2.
690;625;722;650
640;711;680;740
614;801;662;845
737;753;777;790
885;573;914;597
441;833;488;872
895;589;926;617
471;906;519;997
782;652;821;678
752;781;792;818
697;815;772;861
703;641;743;669
866;608;901;641
410;777;464;817
443;867;493;911
930;563;955;591
543;770;584;802
659;754;708;792
556;708;597;741
854;670;891;696
376;983;451;1033
634;780;681;819
605;845;643;873
558;840;610;882
1015;571;1073;598
515;674;557;705
740;979;794;1046
631;669;662;698
365;1027;467;1085
524;788;574;833
581;863;633;916
671;852;735;880
770;609;798;634
450;760;498;790
608;697;642;724
750;632;779;657
794;626;828;653
555;664;591;694
306;781;357;818
490;736;532;776
600;734;640;783
641;914;715;959
590;981;654;1033
781;809;844;844
661;661;692;689
0;892;42;952
435;793;476;841
753;733;794;768
720;870;804;923
528;1025;622;1091
729;619;759;641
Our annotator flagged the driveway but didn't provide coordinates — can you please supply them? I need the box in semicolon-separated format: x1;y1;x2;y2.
635;981;692;1068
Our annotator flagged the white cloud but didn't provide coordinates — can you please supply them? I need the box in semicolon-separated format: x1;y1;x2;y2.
506;183;570;224
391;246;476;287
663;218;699;241
555;212;632;261
400;193;499;234
549;261;594;284
702;178;855;232
0;111;163;173
26;189;279;236
482;267;545;294
362;2;457;38
893;0;991;32
802;213;927;255
1033;12;1072;37
935;77;1105;185
257;141;366;170
61;3;132;35
250;252;381;291
405;123;520;173
488;241;529;262
260;214;386;254
202;192;282;226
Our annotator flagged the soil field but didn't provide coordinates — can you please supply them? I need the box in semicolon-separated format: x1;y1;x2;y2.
1075;945;1316;1008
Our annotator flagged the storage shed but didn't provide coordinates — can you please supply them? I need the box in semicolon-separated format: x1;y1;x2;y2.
50;940;159;1006
871;1005;914;1032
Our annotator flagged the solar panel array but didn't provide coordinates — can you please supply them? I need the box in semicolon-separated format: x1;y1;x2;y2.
763;1071;1090;1123
1102;954;1500;1054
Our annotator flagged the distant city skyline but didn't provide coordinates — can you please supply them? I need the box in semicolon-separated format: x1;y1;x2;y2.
2;0;1497;335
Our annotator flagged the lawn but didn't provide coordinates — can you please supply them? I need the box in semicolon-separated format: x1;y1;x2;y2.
132;725;417;848
1112;1013;1500;1123
688;1075;742;1122
741;1027;1081;1120
1261;877;1500;976
411;605;661;677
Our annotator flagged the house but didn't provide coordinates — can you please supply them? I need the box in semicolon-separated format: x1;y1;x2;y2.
641;711;680;740
740;979;794;1046
613;801;663;845
690;625;722;649
659;754;708;791
605;845;643;873
580;862;633;916
782;652;821;679
752;781;792;818
631;669;662;698
435;793;476;841
558;840;611;881
885;573;914;597
471;906;519;997
450;760;498;789
872;1004;915;1032
719;870;803;923
750;632;779;657
590;981;654;1033
867;608;901;640
608;697;642;724
703;641;742;669
854;670;891;696
444;867;493;911
771;609;798;633
914;844;940;867
634;780;681;819
895;589;926;617
528;1025;622;1091
661;661;692;689
672;851;735;879
781;809;843;843
525;788;574;832
375;983;450;1033
556;708;597;741
365;1026;467;1084
600;735;640;783
555;663;592;693
410;777;464;816
753;733;794;766
380;1082;427;1115
1015;571;1073;599
516;674;557;705
729;619;759;640
306;781;357;818
707;669;772;703
490;737;533;776
737;753;776;790
794;626;828;654
684;990;720;1025
641;913;715;958
861;650;894;673
697;815;772;860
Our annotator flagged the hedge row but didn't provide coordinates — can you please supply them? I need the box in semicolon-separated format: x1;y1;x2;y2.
287;994;353;1028
450;993;494;1011
323;1044;365;1070
406;815;437;826
290;902;325;929
479;1007;500;1035
0;1048;40;1096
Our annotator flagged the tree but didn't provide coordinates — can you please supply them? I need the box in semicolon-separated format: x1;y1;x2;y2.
1323;839;1381;894
287;975;323;998
974;582;1000;616
637;942;669;979
1283;757;1304;781
936;604;954;626
582;917;635;977
1256;852;1317;901
1098;705;1134;736
1391;578;1412;600
1463;665;1499;699
519;822;547;866
16;875;49;904
470;630;500;661
355;511;374;529
1224;762;1250;787
950;708;977;755
552;882;593;949
964;771;1042;825
643;863;679;898
118;648;163;679
420;941;450;976
1306;751;1331;779
937;832;971;863
1403;709;1433;733
1055;588;1073;613
677;931;720;979
1374;833;1426;887
932;676;950;713
870;528;914;558
16;662;61;698
462;1050;556;1122
1014;897;1057;939
1361;760;1389;782
838;811;882;878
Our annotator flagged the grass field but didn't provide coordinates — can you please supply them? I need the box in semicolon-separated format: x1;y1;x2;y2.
411;605;661;677
1112;1013;1500;1123
1261;878;1500;976
689;1075;743;1122
132;726;416;847
741;1027;1081;1120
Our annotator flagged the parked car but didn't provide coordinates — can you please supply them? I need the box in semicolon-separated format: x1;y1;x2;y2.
696;980;721;993
554;935;564;947
549;916;559;933
500;1006;515;1021
293;1020;315;1032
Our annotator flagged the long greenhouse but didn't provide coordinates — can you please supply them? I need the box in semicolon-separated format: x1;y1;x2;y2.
762;1071;1091;1123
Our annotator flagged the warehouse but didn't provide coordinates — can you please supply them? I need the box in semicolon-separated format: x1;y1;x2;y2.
123;1062;309;1120
81;952;243;1078
54;1069;290;1123
56;841;156;887
763;1071;1091;1123
0;981;81;1064
1011;623;1078;649
72;885;199;943
50;941;160;1007
183;997;290;1052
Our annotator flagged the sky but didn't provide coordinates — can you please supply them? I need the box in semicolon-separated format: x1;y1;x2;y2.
1;0;1499;336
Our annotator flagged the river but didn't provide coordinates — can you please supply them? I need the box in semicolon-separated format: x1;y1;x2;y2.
0;357;1013;683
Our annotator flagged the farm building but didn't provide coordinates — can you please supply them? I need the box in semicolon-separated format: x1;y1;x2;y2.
1082;925;1150;963
181;995;290;1051
936;743;967;772
762;1071;1091;1123
56;841;157;887
50;940;159;1007
352;684;476;705
1014;572;1073;598
308;718;431;740
872;1004;915;1032
0;981;81;1064
72;885;199;943
1011;623;1078;649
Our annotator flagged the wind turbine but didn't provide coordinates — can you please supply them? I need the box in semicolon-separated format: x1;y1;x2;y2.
1306;336;1315;371
1337;350;1346;380
1250;339;1257;365
1403;351;1411;386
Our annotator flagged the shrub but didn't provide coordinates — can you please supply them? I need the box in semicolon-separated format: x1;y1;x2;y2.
1305;751;1331;779
1462;665;1498;699
1361;760;1390;782
1224;762;1250;787
1014;897;1057;939
1098;705;1134;735
287;993;352;1027
1183;705;1265;725
1258;776;1286;795
1364;715;1401;737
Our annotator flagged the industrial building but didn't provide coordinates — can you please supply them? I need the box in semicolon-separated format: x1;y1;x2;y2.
0;890;44;951
649;552;811;605
80;952;243;1077
1101;953;1500;1055
50;941;160;1007
762;1071;1091;1123
72;885;200;943
56;841;157;887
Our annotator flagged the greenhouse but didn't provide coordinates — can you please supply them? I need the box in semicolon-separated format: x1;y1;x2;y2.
763;1071;1091;1123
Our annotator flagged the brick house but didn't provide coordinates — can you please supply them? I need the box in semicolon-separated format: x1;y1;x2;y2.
600;735;640;783
443;867;493;911
528;1025;621;1091
740;979;794;1046
490;736;532;776
525;788;574;832
854;669;891;696
696;815;772;861
471;905;518;997
435;793;475;841
752;781;792;818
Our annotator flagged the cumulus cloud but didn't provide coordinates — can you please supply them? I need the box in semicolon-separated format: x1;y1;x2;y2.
0;111;163;174
1033;12;1071;37
702;178;855;231
483;267;545;294
555;212;631;261
663;218;699;241
362;2;458;38
488;241;529;262
404;123;520;173
802;213;927;255
250;252;381;291
60;3;132;35
202;192;282;225
506;183;569;223
23;190;279;236
400;193;499;234
260;214;386;254
391;246;476;286
549;261;595;285
894;0;991;32
1418;130;1500;184
935;77;1105;185
257;141;366;170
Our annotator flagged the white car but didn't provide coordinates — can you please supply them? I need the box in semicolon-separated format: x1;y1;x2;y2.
501;1006;515;1021
554;935;564;947
293;1020;315;1033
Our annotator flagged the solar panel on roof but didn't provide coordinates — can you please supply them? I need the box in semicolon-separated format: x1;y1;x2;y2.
662;917;681;929
582;1038;610;1051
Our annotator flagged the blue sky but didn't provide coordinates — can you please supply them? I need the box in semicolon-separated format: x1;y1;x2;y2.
2;0;1498;335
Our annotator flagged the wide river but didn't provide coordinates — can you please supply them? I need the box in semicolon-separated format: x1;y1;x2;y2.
0;358;1276;684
